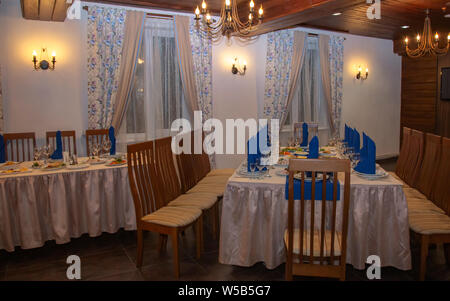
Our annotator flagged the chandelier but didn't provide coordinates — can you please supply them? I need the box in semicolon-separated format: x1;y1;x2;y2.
404;9;449;58
194;0;264;42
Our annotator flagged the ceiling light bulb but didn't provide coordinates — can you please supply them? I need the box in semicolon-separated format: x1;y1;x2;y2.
202;1;206;9
401;25;409;29
249;13;253;20
195;6;200;15
32;50;37;56
417;34;421;41
332;12;342;16
225;0;230;6
405;37;409;44
258;6;263;16
250;0;254;8
435;32;439;40
206;13;211;20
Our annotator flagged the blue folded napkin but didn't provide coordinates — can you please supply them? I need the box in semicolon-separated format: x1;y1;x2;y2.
354;135;376;174
360;132;368;158
344;124;349;143
109;126;116;155
307;136;319;159
50;131;63;160
247;129;268;172
300;122;308;147
0;134;5;163
353;128;360;153
285;177;340;201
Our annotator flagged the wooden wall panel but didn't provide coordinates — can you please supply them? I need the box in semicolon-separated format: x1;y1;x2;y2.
21;0;70;22
437;53;450;138
401;55;438;135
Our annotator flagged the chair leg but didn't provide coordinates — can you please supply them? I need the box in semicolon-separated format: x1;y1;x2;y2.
158;234;168;255
171;230;180;279
196;216;203;260
212;204;218;240
444;243;450;267
136;229;144;268
419;235;429;281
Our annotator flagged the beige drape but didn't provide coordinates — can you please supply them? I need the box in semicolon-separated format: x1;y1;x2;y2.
280;31;307;126
174;15;200;114
318;35;335;134
111;11;145;130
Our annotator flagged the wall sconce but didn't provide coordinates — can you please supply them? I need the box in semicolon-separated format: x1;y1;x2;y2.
32;48;56;70
356;66;368;80
231;57;246;75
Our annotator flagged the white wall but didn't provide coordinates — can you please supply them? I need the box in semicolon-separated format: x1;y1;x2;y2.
212;28;402;168
0;1;401;164
0;0;88;155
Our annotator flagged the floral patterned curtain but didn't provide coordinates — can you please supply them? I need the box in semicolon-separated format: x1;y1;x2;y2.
189;20;213;122
87;6;126;129
329;36;344;136
0;66;3;133
263;30;294;121
189;19;215;167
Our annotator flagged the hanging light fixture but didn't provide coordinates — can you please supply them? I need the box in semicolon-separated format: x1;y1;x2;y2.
404;9;449;58
194;0;263;42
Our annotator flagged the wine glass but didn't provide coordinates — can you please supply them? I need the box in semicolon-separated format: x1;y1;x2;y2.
42;144;52;164
92;143;100;158
34;147;42;161
249;162;256;173
102;140;112;156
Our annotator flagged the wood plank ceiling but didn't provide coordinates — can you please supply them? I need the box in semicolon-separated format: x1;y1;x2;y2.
68;0;450;41
21;0;72;22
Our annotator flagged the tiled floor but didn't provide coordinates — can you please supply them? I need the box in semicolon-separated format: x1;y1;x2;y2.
0;158;448;281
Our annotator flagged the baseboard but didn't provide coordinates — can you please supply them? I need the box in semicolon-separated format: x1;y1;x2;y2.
376;153;399;160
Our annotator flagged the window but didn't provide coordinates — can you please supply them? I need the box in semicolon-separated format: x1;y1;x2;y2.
284;36;329;131
120;18;191;144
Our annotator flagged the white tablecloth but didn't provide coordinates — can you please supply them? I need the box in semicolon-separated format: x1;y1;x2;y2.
0;160;136;252
219;162;412;271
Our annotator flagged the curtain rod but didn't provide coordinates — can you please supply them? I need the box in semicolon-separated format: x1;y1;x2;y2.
82;6;173;19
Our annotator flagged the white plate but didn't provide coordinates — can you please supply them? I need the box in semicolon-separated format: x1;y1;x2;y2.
66;164;90;170
353;169;388;180
0;162;20;170
0;169;33;176
43;164;66;171
275;170;288;177
87;159;107;165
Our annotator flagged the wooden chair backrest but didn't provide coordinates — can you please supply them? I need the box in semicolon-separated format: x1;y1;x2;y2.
175;133;198;193
86;129;109;156
416;133;442;199
395;127;411;178
432;137;450;216
46;131;77;155
286;159;351;272
3;132;36;162
127;140;162;222
404;129;425;186
190;131;209;181
154;136;182;205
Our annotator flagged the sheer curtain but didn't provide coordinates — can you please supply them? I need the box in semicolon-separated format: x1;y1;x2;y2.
118;18;190;150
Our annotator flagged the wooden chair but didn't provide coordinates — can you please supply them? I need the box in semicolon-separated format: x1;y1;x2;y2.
154;137;220;240
46;131;77;155
285;158;351;281
432;137;450;215
173;135;221;239
395;127;412;180
127;140;203;278
404;129;425;187
86;129;109;156
415;133;442;199
407;136;450;280
3;132;36;162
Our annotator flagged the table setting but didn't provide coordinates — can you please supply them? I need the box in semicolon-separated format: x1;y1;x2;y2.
0;130;135;253
219;122;411;271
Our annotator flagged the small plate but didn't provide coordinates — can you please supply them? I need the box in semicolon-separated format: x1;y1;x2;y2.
105;160;127;167
275;170;288;177
66;164;90;170
87;158;107;165
0;168;32;175
353;169;388;180
0;162;20;170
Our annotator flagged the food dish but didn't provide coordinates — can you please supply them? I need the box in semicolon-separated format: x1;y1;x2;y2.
105;158;127;167
44;162;66;170
86;157;107;165
1;167;32;175
66;164;90;170
0;161;20;170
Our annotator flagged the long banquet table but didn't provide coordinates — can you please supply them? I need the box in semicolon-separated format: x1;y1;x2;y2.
218;157;412;271
0;160;136;252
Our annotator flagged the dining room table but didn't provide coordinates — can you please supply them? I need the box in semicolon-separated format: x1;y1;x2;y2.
0;157;136;252
218;146;412;271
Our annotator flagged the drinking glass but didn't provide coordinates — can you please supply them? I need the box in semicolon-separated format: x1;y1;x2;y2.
102;140;112;156
249;162;256;173
34;147;42;161
92;143;100;157
350;152;361;169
